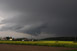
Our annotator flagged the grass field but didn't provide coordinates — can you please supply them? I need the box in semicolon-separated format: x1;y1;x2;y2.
65;50;77;51
0;41;77;48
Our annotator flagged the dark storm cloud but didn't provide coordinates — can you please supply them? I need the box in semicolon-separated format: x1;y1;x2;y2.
0;0;77;37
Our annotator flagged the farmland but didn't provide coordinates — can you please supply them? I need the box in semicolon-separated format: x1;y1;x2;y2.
0;41;77;48
0;44;77;51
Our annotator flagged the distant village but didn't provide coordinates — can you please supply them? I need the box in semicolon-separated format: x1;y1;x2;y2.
0;37;76;41
0;37;33;41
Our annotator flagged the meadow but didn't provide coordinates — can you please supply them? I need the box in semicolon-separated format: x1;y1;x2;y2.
0;41;77;48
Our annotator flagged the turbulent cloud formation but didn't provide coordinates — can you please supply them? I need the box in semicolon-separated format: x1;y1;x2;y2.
0;31;31;38
0;0;77;38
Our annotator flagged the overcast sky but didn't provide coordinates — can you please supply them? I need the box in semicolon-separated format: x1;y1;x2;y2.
0;0;77;39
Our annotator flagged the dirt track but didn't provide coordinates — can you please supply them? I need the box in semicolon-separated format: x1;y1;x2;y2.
0;44;77;51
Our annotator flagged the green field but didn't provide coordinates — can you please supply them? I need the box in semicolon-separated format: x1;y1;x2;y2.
65;50;77;51
0;41;77;48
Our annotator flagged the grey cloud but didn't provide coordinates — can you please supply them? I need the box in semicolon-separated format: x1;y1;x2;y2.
0;0;77;37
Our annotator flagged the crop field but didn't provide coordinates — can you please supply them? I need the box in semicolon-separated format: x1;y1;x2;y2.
0;41;77;48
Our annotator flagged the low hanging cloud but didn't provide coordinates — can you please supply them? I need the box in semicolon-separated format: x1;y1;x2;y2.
0;0;77;37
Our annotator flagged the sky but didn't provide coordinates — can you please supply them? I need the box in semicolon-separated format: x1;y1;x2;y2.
0;0;77;39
